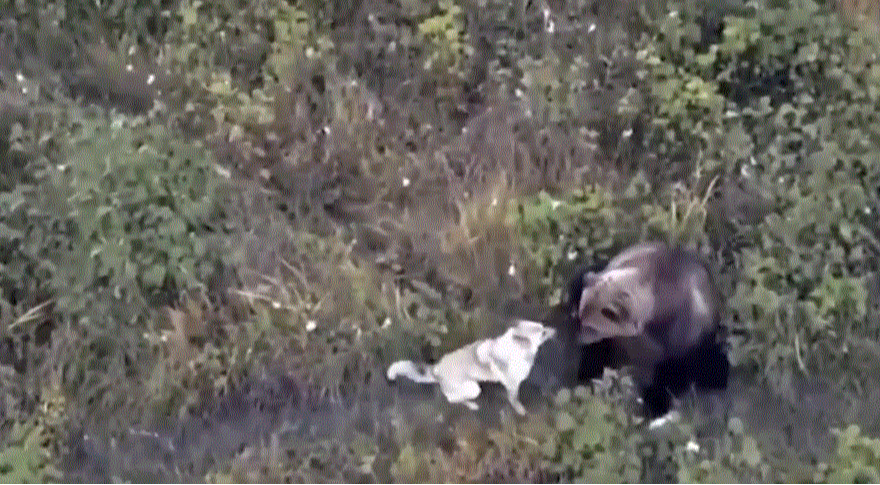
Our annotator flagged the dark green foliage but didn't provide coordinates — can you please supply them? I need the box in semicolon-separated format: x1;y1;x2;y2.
510;175;717;308
820;425;880;482
641;0;880;401
512;187;627;305
59;111;222;306
535;385;644;482
4;0;880;480
0;382;65;483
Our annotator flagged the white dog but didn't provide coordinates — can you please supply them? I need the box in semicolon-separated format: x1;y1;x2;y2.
387;319;556;415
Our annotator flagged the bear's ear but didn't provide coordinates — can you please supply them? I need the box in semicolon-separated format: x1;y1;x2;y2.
583;271;599;287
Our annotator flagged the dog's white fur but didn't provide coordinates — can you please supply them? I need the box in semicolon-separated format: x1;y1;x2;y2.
387;319;556;415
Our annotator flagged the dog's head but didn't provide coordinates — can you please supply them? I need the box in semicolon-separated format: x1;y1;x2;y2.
508;319;556;351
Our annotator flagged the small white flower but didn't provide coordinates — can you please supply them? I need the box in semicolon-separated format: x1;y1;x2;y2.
147;74;156;85
402;177;411;187
306;320;317;332
508;264;516;276
648;410;680;429
686;440;700;453
214;165;231;179
543;8;554;33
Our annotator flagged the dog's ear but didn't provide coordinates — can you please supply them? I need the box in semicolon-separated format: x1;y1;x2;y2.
584;271;600;287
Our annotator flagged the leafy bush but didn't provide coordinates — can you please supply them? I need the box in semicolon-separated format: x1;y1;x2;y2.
55;108;225;310
674;416;773;482
0;380;65;483
510;173;716;308
820;425;880;482
418;0;472;83
638;0;880;399
511;187;621;304
0;99;233;426
8;0;880;480
534;385;644;482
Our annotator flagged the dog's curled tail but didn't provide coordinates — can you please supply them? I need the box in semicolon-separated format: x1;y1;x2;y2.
386;360;436;383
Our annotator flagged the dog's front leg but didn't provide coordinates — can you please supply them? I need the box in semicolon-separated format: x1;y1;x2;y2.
507;386;527;415
487;359;526;415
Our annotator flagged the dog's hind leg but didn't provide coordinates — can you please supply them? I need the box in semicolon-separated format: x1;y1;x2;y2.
442;380;482;410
